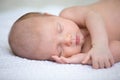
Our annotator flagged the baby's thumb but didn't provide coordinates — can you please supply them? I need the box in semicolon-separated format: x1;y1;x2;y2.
60;56;70;64
61;56;81;64
82;54;90;64
52;56;63;63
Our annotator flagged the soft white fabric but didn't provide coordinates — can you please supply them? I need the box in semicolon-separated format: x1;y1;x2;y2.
0;7;120;80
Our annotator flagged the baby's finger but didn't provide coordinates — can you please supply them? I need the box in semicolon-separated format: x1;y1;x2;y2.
109;56;115;66
61;55;85;64
82;54;90;64
104;59;111;68
99;60;104;69
60;56;70;64
92;58;99;69
52;56;64;63
61;56;79;64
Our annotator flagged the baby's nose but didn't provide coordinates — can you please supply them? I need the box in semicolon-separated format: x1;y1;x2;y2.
63;34;72;46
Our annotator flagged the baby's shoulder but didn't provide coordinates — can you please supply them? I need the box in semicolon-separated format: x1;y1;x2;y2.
60;6;91;26
60;6;90;17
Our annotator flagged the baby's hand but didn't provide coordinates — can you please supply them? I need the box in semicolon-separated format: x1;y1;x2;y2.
52;53;91;64
82;45;114;69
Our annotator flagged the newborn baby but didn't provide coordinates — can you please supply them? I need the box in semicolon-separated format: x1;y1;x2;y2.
9;0;120;69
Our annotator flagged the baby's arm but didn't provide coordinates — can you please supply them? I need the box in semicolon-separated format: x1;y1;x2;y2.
60;6;114;69
52;41;120;69
82;11;114;69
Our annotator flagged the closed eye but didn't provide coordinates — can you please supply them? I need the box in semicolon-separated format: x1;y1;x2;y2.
57;23;63;33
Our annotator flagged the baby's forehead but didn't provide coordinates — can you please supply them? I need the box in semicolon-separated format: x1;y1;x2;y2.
16;17;45;30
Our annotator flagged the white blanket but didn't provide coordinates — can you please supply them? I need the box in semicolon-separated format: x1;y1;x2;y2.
0;7;120;80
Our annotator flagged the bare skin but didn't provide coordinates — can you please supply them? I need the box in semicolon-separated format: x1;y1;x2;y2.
9;0;120;69
52;0;120;69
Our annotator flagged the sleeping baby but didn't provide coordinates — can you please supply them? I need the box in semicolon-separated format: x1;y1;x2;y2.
9;0;120;69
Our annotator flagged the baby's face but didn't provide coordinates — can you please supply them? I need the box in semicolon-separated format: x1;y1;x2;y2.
32;15;84;60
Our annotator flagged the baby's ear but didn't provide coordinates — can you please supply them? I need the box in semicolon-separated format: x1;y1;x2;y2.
43;13;54;16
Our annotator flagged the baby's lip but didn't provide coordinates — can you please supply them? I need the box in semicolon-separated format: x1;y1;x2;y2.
76;34;80;45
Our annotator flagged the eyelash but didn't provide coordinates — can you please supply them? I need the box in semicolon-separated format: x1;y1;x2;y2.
58;24;63;33
58;46;63;57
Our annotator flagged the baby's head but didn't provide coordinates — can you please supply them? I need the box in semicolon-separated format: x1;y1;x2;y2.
9;12;84;61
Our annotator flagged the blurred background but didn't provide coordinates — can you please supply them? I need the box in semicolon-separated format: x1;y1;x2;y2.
0;0;99;31
0;0;99;13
